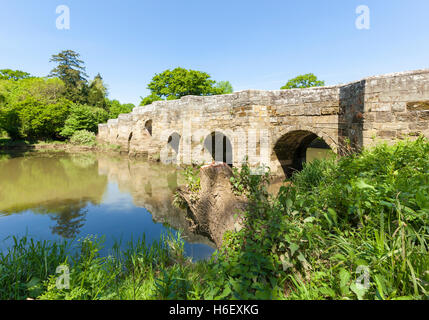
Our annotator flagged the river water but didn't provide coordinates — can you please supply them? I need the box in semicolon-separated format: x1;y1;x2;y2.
0;152;215;260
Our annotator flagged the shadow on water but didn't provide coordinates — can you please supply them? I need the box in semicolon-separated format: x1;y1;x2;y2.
0;152;215;260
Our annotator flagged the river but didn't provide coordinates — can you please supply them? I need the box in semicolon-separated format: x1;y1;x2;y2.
0;151;215;260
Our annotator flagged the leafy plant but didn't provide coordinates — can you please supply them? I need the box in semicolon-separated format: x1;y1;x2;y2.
69;130;96;146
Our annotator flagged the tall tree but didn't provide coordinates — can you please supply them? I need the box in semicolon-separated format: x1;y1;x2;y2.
281;73;325;89
49;50;89;103
140;67;222;105
88;73;108;109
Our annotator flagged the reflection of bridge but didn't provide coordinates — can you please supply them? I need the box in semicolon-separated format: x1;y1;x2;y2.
98;69;429;177
97;155;215;247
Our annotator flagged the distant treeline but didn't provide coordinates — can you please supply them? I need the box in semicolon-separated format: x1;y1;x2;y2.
0;50;135;141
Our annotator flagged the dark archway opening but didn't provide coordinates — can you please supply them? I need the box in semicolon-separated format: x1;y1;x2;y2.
274;130;332;177
168;132;181;154
145;120;153;136
204;132;233;166
128;132;133;151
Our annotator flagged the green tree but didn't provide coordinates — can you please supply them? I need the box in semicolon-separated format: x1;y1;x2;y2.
0;69;32;81
0;78;69;140
140;93;162;106
0;104;21;140
0;97;70;140
215;81;234;94
49;50;89;103
88;73;108;109
18;98;71;140
140;67;222;105
2;77;66;105
107;99;135;119
281;73;325;89
60;104;108;138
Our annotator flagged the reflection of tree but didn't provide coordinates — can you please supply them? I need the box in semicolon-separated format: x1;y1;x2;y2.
0;154;107;214
30;199;93;239
49;202;88;239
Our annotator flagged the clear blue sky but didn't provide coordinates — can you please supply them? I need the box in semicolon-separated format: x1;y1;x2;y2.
1;0;428;106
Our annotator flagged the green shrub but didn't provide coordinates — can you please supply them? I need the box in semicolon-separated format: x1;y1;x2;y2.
0;97;71;140
61;104;108;138
198;138;429;300
69;130;96;146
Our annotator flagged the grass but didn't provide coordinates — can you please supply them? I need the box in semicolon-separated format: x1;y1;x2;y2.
1;138;428;300
0;232;197;300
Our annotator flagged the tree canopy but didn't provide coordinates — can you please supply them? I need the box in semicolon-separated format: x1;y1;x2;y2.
0;69;32;81
281;73;325;89
140;67;232;106
49;50;89;103
215;81;234;94
0;50;134;141
87;73;108;110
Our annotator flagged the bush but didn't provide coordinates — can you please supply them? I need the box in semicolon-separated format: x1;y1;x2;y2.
0;97;71;140
69;130;96;146
191;138;429;300
61;104;108;138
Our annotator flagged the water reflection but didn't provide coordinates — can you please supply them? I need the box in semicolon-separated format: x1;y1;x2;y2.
0;152;215;259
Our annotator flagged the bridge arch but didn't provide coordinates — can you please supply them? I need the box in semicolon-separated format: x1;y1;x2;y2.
145;120;153;136
168;132;181;154
203;131;233;166
160;130;182;165
272;126;337;177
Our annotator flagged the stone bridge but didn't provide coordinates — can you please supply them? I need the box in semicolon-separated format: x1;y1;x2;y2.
98;69;429;177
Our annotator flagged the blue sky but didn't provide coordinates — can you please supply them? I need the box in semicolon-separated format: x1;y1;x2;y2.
1;0;428;106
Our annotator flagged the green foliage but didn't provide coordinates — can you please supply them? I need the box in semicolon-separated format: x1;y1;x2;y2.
230;159;269;196
49;50;89;104
0;236;69;300
275;137;429;299
69;130;96;146
173;138;429;300
0;232;188;300
281;73;325;89
215;81;234;94
61;104;108;137
107;99;135;119
0;96;71;140
87;74;108;109
182;165;201;193
0;77;66;106
0;77;69;140
140;93;163;106
140;67;228;105
0;69;32;81
173;165;202;208
0;51;128;143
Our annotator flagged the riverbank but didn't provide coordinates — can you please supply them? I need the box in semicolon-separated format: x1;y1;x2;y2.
1;138;428;300
0;138;123;154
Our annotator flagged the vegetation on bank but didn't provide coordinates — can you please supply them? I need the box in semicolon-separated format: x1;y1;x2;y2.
1;138;428;300
0;51;135;143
